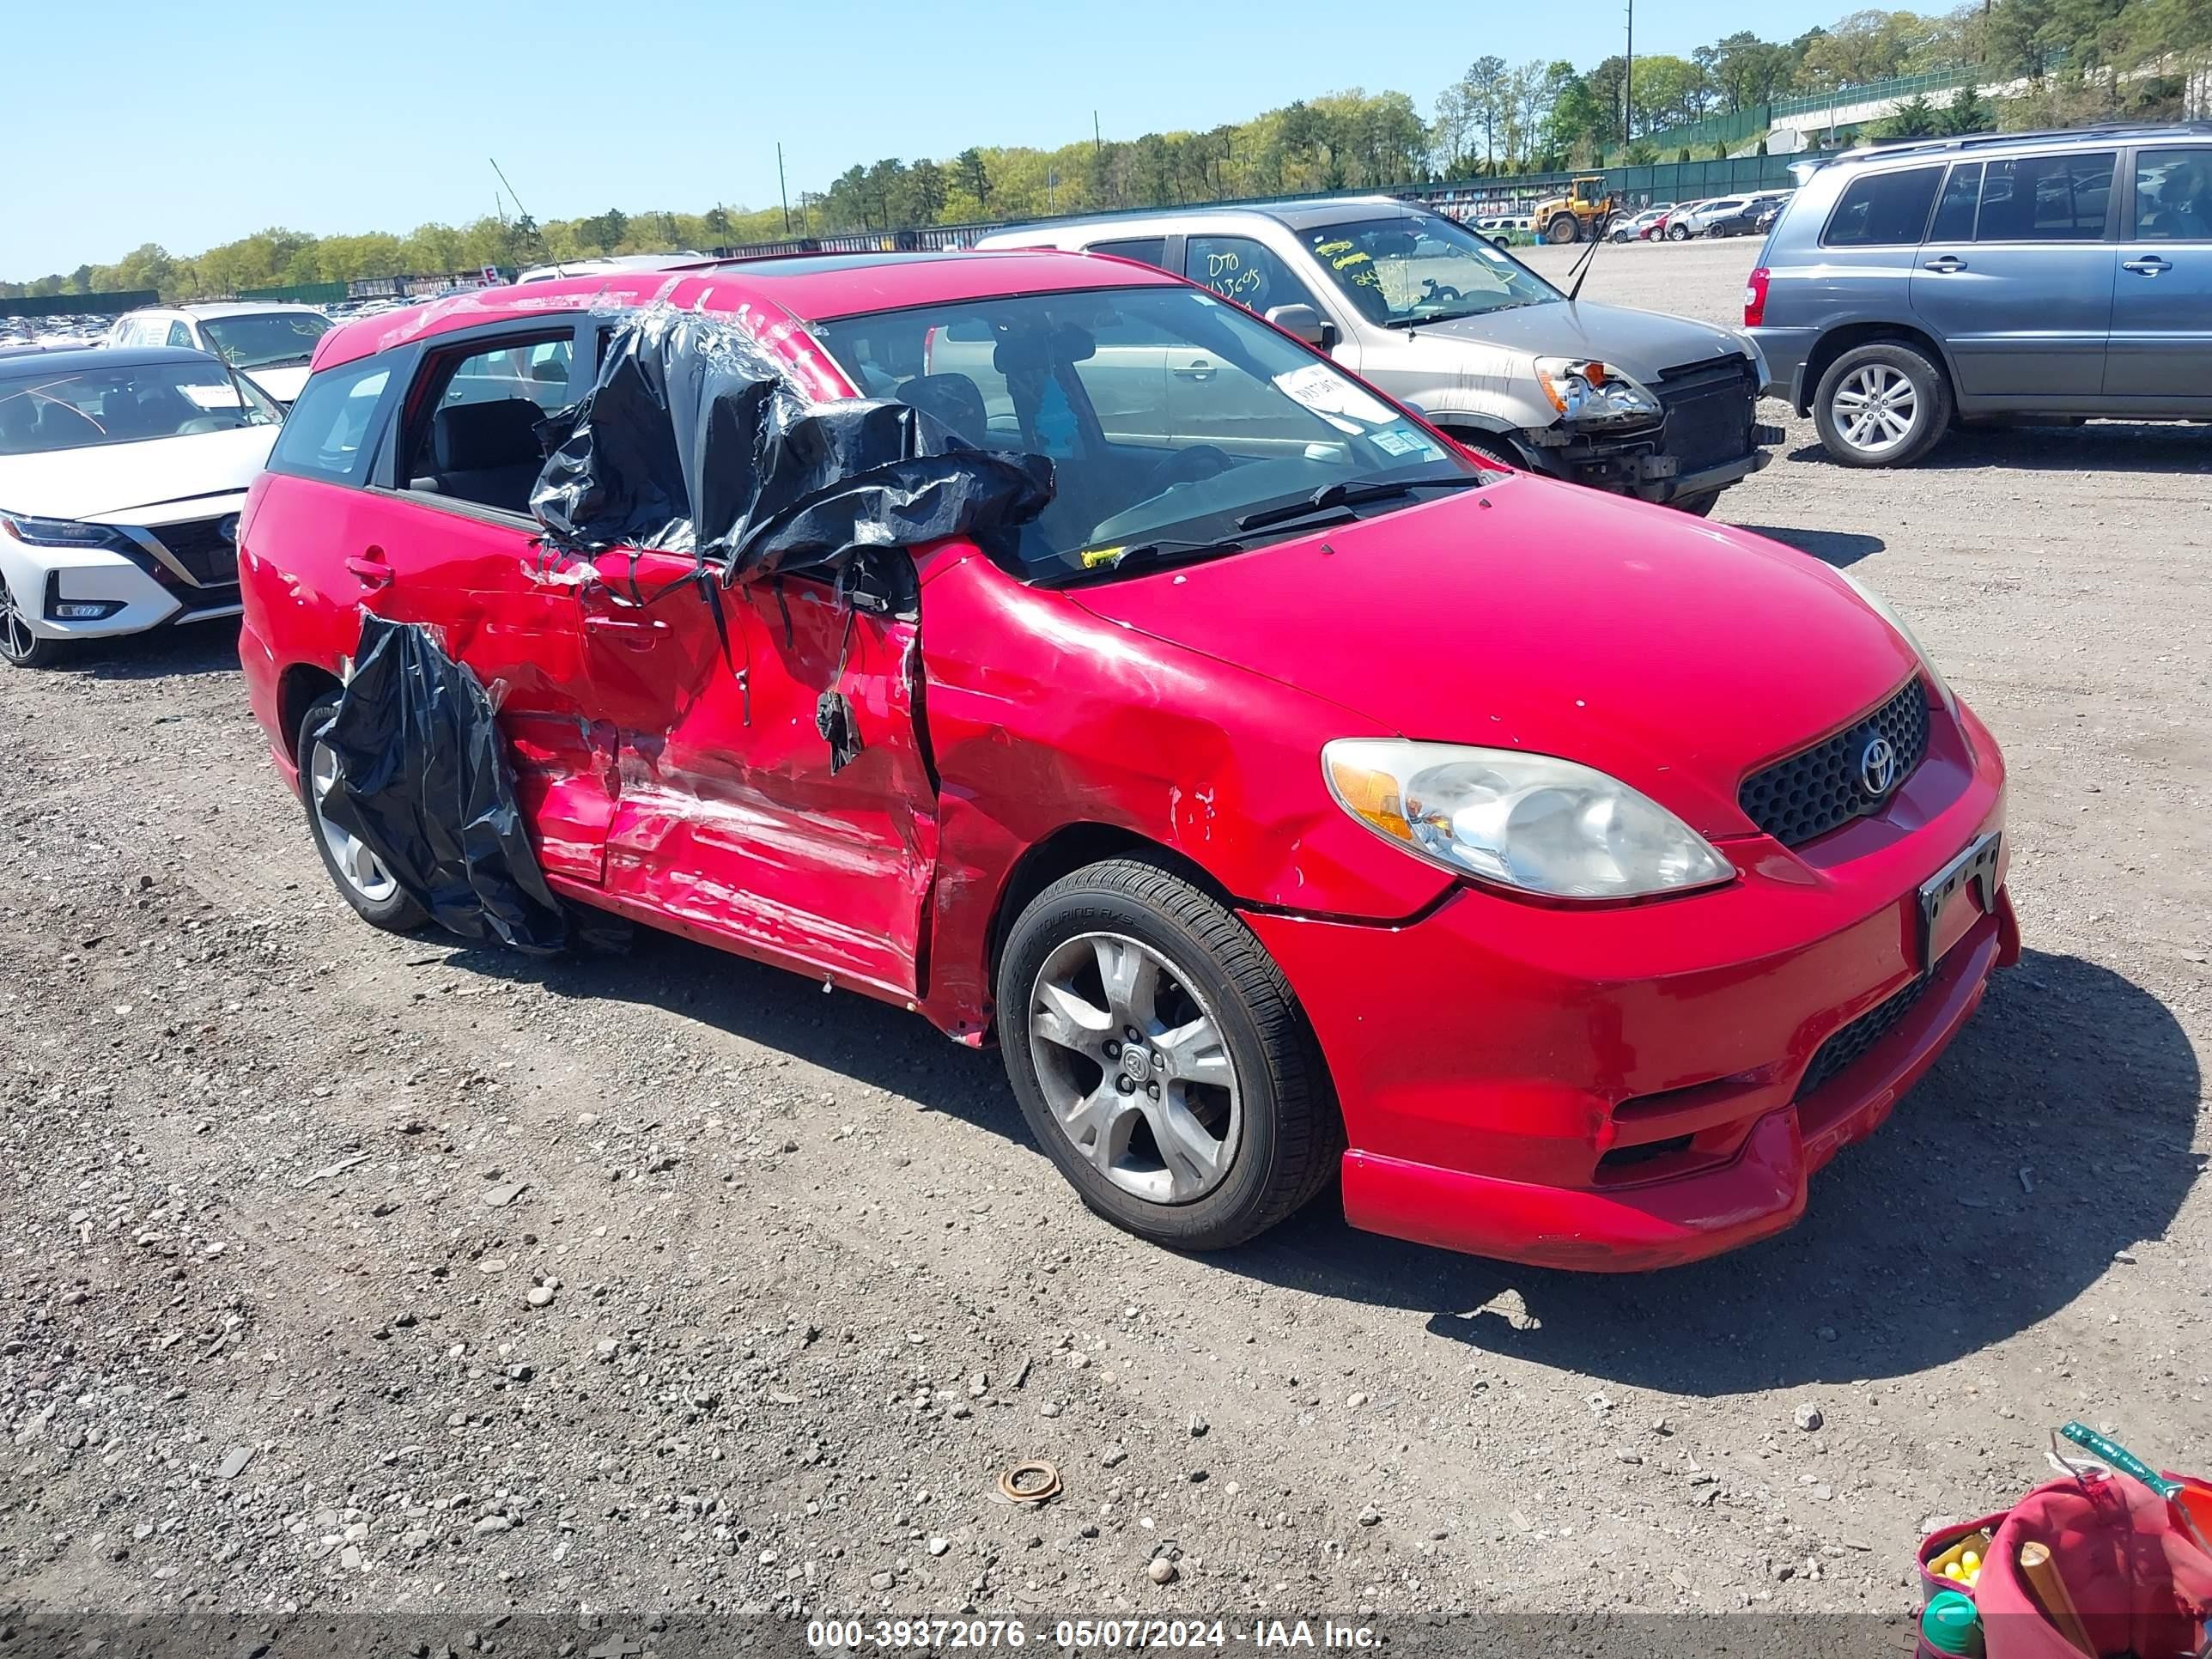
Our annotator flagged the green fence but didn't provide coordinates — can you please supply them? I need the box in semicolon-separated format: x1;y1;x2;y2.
1;289;156;318
235;280;349;304
1772;66;1975;122
1617;104;1772;163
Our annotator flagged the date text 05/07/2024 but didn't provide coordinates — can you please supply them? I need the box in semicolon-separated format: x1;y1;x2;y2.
804;1618;1381;1650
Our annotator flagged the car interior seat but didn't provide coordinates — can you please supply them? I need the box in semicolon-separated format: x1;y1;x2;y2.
894;374;988;447
428;398;547;511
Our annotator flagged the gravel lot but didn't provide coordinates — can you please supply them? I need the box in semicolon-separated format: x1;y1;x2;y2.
3;239;2207;1648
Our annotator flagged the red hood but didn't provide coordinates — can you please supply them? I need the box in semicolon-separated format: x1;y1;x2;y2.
1069;475;1922;841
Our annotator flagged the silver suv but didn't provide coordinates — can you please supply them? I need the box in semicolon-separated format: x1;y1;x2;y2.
976;198;1776;514
1750;122;2212;466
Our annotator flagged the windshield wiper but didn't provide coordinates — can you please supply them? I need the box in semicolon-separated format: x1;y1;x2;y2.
1233;475;1483;533
1033;536;1247;587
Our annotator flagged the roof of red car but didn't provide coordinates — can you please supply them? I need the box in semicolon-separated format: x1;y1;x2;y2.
313;249;1181;376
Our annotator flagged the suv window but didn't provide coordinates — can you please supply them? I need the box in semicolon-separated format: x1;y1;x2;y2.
1975;151;2115;241
1087;236;1170;270
1930;162;1983;240
1823;167;1942;246
1184;235;1322;317
166;321;193;349
2131;148;2212;240
266;359;392;483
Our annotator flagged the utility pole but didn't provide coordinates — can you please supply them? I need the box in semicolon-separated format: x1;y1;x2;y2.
1623;0;1635;149
1094;111;1103;163
777;143;792;235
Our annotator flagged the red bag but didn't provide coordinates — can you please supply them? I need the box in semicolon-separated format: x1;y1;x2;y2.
1977;1466;2212;1659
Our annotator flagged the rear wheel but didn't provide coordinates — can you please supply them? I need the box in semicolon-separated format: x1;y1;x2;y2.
1545;215;1581;245
0;576;58;668
296;690;429;933
1668;222;1692;241
1814;342;1953;468
996;859;1339;1252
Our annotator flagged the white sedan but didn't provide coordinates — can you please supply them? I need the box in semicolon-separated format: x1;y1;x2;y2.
0;347;281;667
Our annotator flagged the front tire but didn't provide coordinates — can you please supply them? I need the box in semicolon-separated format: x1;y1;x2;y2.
996;858;1339;1252
1813;341;1952;468
0;576;58;668
1669;492;1723;517
1668;223;1692;241
296;691;430;933
1545;215;1580;245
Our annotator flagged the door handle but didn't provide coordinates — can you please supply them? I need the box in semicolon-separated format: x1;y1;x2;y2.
2122;255;2172;276
1923;255;1967;272
344;548;392;587
1171;361;1217;380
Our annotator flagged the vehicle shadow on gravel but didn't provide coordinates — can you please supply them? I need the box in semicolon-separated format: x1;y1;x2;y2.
1787;422;2212;476
46;622;241;681
1227;947;2203;1395
1734;525;1885;567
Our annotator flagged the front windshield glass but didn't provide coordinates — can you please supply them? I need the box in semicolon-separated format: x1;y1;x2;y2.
812;284;1483;583
1301;213;1560;328
201;311;332;370
0;362;282;454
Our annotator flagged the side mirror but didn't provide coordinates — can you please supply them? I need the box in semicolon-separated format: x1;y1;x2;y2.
1266;303;1335;351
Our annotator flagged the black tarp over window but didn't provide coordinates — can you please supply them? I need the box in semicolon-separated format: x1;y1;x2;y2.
530;304;1054;582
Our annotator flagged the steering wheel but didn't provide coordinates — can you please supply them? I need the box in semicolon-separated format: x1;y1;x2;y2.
1140;444;1233;495
1419;279;1467;307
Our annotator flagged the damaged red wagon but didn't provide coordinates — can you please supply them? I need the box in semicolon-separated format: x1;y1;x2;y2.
237;250;2019;1271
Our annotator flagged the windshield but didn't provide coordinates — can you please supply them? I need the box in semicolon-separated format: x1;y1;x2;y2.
812;284;1482;583
201;311;332;371
1300;213;1559;328
0;362;281;454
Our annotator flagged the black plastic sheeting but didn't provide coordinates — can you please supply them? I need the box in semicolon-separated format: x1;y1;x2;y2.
531;305;1054;582
317;617;574;955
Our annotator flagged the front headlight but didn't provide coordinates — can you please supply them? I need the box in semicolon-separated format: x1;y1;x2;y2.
1323;739;1734;901
1533;357;1661;428
0;509;131;551
1833;568;1959;721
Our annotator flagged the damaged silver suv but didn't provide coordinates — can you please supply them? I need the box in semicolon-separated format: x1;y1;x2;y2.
978;198;1778;515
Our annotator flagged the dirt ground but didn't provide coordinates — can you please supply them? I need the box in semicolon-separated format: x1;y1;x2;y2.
2;238;2207;1647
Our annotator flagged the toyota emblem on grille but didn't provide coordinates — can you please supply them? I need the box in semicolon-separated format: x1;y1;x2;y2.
1858;736;1899;798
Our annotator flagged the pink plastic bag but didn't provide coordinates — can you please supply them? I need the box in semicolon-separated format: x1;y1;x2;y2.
1977;1467;2212;1659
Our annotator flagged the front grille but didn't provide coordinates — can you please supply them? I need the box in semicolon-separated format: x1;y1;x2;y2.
1739;678;1931;847
1796;975;1930;1101
146;517;237;587
1656;356;1758;474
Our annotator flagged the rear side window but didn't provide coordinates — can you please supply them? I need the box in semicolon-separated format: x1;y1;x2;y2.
1976;151;2115;241
2130;148;2211;240
166;321;193;349
1823;167;1942;246
266;358;393;483
1930;162;1983;240
1087;236;1170;270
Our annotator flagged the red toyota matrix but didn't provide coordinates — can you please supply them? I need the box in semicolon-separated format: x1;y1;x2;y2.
237;250;2015;1271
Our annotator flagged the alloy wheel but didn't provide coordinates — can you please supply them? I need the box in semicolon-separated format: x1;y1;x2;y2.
0;579;40;665
1025;931;1243;1206
308;736;400;903
1831;364;1920;457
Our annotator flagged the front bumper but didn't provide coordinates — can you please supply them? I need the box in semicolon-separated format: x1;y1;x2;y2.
1516;418;1783;504
1246;704;2014;1271
0;536;230;642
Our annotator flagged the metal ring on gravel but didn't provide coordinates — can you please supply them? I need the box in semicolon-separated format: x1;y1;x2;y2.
1025;931;1243;1206
998;1461;1062;1505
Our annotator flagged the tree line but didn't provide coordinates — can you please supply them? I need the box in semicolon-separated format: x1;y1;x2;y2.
6;0;2203;303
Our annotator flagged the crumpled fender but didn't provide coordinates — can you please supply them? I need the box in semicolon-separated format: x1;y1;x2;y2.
909;550;1453;1036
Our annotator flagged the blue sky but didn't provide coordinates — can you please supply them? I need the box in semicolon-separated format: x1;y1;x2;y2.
4;0;1849;278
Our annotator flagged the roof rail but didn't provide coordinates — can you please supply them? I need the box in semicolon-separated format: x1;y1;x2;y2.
1834;120;2212;163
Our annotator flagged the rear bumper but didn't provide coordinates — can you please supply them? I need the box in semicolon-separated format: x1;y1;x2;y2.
1748;325;1820;406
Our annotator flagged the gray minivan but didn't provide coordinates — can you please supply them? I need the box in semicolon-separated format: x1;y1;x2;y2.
1750;122;2212;466
976;198;1776;515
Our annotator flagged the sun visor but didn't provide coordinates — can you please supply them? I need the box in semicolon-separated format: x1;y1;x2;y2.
531;304;1054;582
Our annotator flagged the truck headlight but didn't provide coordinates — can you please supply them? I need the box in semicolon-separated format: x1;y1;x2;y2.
1323;739;1734;901
1533;358;1661;428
